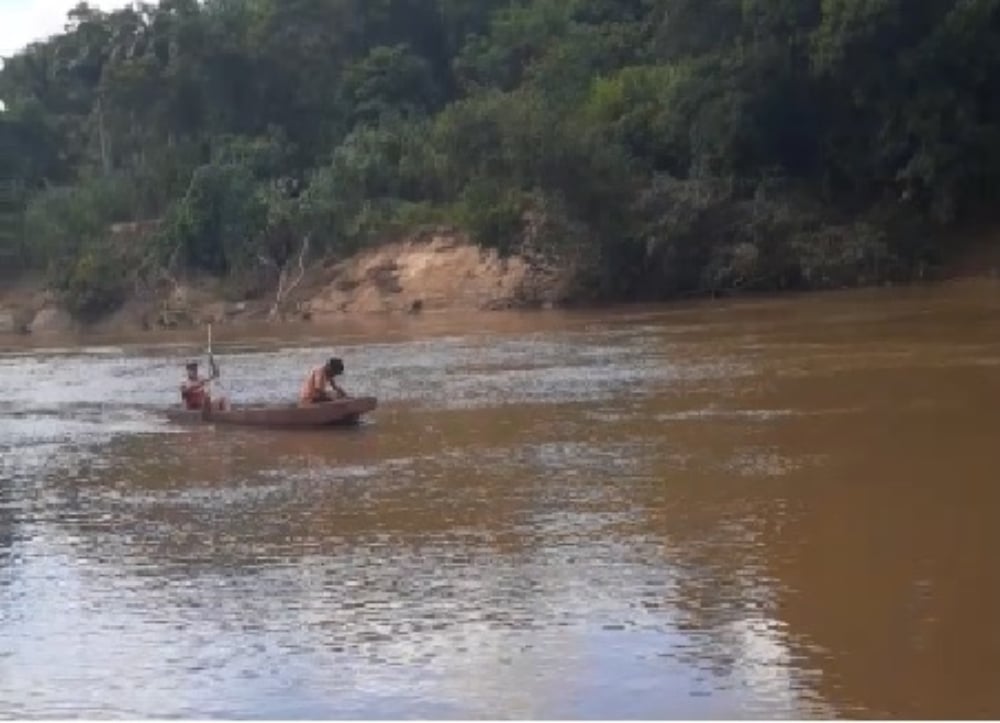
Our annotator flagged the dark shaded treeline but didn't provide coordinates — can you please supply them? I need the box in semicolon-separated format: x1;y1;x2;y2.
1;0;999;318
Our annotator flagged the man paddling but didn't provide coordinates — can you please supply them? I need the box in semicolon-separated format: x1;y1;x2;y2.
300;357;348;405
180;361;228;411
180;361;210;410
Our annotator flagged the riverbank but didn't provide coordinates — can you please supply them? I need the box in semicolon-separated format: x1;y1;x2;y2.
2;225;999;339
0;228;570;337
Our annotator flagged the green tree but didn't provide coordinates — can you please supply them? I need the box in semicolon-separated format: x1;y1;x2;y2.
2;0;1000;318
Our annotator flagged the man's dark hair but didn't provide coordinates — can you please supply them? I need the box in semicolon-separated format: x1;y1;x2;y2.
325;357;344;376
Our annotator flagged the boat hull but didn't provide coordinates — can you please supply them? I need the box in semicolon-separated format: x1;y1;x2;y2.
166;397;377;429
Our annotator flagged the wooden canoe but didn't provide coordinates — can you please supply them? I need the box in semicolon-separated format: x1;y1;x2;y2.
166;396;377;429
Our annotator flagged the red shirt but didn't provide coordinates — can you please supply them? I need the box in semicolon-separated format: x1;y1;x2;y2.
181;379;207;410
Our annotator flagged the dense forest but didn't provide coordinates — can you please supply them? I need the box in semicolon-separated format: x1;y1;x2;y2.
1;0;999;319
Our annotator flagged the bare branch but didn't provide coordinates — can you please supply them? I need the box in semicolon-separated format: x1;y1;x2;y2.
268;234;311;319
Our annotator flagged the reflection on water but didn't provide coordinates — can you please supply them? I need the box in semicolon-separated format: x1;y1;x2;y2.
2;281;1000;718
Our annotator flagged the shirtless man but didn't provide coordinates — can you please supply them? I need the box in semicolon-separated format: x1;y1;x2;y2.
299;357;348;405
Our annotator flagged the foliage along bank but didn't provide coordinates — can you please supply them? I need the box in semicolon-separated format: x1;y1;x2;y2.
2;0;999;320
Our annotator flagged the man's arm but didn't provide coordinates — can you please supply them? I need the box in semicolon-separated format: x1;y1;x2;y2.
331;381;348;399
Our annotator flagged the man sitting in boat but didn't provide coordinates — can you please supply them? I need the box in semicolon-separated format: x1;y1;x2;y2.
299;357;348;405
180;361;228;411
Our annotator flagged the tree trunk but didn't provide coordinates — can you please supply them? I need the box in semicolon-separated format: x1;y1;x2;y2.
97;97;113;175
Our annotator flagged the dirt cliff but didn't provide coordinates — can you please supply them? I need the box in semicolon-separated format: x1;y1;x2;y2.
304;229;562;318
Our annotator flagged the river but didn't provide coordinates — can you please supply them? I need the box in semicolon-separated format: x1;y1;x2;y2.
1;280;999;718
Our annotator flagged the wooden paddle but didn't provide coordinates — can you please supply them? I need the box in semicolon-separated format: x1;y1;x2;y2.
202;323;224;417
207;323;220;380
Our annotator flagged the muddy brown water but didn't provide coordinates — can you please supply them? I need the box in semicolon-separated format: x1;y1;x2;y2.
1;281;999;718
